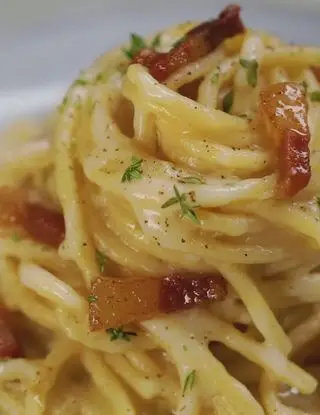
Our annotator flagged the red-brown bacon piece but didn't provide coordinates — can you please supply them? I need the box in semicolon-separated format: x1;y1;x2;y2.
0;187;65;248
24;203;65;248
132;4;245;82
89;273;227;331
0;310;22;359
259;82;311;198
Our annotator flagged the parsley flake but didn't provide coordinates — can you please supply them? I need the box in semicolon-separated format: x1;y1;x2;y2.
121;156;143;183
88;294;98;304
211;71;220;84
96;250;107;273
73;78;89;86
316;196;320;208
182;370;196;396
161;185;200;225
123;33;146;59
58;96;68;113
239;58;259;87
310;91;320;102
222;90;234;113
95;72;107;83
151;33;161;49
107;327;137;342
11;232;22;242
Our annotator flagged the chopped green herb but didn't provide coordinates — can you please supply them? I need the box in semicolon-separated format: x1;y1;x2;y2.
58;96;68;113
88;294;98;304
310;91;320;102
178;176;205;185
182;344;188;352
107;327;137;342
316;196;320;208
151;33;161;48
222;90;234;113
74;73;107;87
123;33;146;59
95;73;107;83
73;78;89;86
239;58;259;87
96;250;107;273
182;370;196;396
211;71;220;84
161;185;200;225
173;35;186;48
121;156;143;183
11;232;22;242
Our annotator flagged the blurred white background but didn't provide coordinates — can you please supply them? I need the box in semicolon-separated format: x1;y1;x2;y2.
0;0;319;124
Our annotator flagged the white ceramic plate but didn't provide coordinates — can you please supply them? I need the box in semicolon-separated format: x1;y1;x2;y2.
0;0;319;126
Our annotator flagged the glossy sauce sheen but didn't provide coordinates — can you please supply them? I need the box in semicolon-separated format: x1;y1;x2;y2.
89;274;227;330
260;82;311;197
133;4;245;82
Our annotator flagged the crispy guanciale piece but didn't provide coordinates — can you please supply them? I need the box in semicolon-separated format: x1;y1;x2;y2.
0;310;22;359
259;82;311;198
24;203;65;248
89;273;227;331
0;187;65;248
132;4;245;82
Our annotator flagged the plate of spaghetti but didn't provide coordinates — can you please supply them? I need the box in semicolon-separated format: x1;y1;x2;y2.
0;2;320;414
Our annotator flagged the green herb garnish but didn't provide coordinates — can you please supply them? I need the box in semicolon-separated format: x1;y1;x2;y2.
182;370;196;396
107;327;137;342
310;91;320;102
96;250;107;273
73;78;89;86
211;71;220;84
58;96;68;113
151;33;161;48
88;294;98;304
123;33;146;59
95;72;107;83
161;185;200;225
178;176;205;185
11;232;22;242
239;58;259;87
222;90;234;113
121;156;143;183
